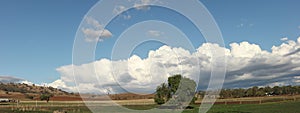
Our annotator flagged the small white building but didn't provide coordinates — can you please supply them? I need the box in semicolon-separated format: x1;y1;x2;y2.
0;98;10;102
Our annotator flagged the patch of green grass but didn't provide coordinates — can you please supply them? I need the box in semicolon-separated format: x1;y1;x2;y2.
180;101;300;113
123;104;157;110
207;101;300;113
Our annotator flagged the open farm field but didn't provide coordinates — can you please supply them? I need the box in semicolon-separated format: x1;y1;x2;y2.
1;96;300;113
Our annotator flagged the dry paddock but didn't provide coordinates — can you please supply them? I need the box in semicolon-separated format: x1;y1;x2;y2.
0;95;300;109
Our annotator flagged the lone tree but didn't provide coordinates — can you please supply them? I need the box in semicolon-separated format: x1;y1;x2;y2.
40;93;53;103
154;74;197;106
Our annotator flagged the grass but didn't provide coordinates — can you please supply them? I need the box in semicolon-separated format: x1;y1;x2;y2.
120;101;300;113
181;101;300;113
0;106;92;113
207;101;300;113
0;100;300;113
123;104;157;110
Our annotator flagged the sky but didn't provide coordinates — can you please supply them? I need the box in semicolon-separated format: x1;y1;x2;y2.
0;0;99;83
1;0;300;94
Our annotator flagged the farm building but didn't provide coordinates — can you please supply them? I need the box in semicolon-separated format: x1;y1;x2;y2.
0;98;9;102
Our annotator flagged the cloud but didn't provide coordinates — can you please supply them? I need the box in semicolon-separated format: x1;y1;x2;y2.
113;5;127;15
146;30;164;37
0;76;24;83
82;17;113;42
284;48;300;56
20;80;34;85
134;0;151;10
49;37;300;93
111;0;163;20
44;79;78;92
237;23;254;28
236;19;254;28
82;28;112;42
281;37;288;41
113;5;132;20
133;0;162;10
237;23;244;28
85;16;102;29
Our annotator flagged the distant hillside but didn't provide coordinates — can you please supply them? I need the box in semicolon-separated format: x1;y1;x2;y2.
0;82;78;101
0;82;154;101
0;83;69;94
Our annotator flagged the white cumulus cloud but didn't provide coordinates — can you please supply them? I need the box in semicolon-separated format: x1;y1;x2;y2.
281;37;288;41
82;17;113;42
48;38;300;93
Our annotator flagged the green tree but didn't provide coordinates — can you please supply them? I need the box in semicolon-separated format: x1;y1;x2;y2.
220;89;231;98
154;83;170;104
232;88;245;98
273;86;282;95
154;74;196;106
264;86;272;93
296;86;300;94
245;88;253;97
168;74;182;94
256;90;265;96
40;93;53;103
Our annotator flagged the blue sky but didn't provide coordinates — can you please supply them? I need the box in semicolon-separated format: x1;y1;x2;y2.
0;0;98;83
0;0;300;85
202;0;300;50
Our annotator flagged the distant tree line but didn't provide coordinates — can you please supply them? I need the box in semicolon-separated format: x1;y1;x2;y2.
197;85;300;99
155;75;300;105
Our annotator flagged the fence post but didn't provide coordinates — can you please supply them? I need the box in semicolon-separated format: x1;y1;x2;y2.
17;100;19;107
259;99;262;104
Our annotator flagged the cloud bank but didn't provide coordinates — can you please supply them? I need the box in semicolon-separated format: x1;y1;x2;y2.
48;37;300;94
0;76;24;83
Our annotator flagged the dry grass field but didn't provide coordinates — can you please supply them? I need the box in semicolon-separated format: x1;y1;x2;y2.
0;95;300;113
1;83;299;113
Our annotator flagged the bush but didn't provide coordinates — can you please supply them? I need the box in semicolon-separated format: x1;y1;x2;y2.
40;94;53;102
25;94;34;100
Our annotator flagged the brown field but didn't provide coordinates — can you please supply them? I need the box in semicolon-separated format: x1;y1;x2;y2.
2;87;300;106
0;95;299;113
50;96;83;101
0;90;155;102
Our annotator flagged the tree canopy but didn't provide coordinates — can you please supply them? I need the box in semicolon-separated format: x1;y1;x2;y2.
154;74;196;106
40;93;53;103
